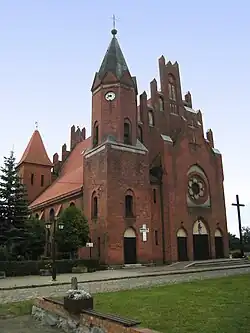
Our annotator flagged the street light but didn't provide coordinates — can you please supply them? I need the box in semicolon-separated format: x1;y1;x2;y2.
45;218;64;281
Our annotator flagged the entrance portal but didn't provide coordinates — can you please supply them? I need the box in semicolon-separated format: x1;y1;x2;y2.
193;220;209;260
215;229;224;258
124;228;137;264
177;228;188;261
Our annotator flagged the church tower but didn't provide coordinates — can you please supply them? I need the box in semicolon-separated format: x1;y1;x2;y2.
83;28;151;265
17;129;53;203
91;27;138;147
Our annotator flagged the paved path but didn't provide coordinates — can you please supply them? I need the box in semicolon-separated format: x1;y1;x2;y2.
0;316;60;333
1;266;250;304
0;263;189;289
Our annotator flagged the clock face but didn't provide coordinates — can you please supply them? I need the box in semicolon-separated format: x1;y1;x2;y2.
105;91;116;101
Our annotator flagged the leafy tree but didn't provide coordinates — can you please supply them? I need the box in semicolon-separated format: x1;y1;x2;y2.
242;227;250;252
56;206;89;258
0;151;29;258
23;216;46;260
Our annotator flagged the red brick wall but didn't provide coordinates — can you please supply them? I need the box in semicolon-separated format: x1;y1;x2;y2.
18;163;52;203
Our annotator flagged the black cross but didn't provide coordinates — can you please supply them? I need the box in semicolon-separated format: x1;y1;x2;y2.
232;194;245;257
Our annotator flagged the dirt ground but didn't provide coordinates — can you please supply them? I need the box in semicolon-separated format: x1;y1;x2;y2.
0;316;61;333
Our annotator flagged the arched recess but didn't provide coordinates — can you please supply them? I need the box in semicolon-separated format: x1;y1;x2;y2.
215;228;224;259
193;219;210;260
138;125;143;143
168;74;176;101
35;213;39;219
91;191;98;218
148;110;154;126
177;228;188;261
125;189;135;218
124;118;132;145
159;96;164;111
49;208;55;222
70;202;75;207
124;227;137;264
93;121;99;147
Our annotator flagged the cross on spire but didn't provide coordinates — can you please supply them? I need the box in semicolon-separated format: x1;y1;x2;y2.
35;121;38;130
111;14;118;29
110;14;118;36
232;194;245;257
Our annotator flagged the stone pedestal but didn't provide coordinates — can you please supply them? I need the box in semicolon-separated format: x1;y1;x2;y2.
64;297;93;314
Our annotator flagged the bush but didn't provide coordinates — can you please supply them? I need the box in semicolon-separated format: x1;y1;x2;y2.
0;259;100;277
231;250;242;258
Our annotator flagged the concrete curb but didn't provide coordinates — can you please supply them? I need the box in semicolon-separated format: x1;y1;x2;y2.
0;263;250;291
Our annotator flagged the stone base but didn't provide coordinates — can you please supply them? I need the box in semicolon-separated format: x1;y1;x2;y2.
64;297;93;314
31;297;159;333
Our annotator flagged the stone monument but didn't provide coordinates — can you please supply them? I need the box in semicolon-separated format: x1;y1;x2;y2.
64;277;93;314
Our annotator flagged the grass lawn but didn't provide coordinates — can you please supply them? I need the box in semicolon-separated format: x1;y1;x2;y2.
0;274;250;332
95;274;250;333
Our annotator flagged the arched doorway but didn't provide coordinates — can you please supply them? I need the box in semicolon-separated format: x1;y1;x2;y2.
124;228;137;264
177;228;188;261
193;220;209;260
215;229;224;258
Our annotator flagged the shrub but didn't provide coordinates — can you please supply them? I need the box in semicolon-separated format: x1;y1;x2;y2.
0;259;100;277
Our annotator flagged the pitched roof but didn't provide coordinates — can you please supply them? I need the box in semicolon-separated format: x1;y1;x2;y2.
98;30;130;80
29;137;91;209
18;130;53;167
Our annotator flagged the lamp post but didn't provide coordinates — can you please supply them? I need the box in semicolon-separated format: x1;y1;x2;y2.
45;217;64;281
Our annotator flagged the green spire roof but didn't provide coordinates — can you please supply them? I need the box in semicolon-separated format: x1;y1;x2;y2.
98;29;130;79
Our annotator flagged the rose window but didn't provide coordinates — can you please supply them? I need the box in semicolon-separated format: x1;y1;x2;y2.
188;176;206;202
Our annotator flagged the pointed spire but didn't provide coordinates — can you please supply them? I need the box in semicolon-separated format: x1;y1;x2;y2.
18;130;53;167
98;27;130;80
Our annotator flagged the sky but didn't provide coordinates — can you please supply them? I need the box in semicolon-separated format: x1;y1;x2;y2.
0;0;249;235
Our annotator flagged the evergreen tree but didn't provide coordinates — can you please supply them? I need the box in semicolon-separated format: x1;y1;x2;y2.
23;216;46;260
0;151;29;258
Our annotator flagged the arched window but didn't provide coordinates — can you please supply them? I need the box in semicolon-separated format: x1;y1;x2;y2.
35;213;39;219
124;119;132;145
70;202;75;207
159;96;164;111
92;192;98;218
49;208;55;222
148;110;154;126
138;125;143;143
168;74;176;101
93;121;99;147
125;194;134;217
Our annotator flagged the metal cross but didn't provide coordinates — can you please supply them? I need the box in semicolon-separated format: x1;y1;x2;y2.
111;14;118;29
232;194;245;257
35;121;38;130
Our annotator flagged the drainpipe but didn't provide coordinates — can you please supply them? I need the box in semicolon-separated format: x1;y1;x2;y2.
159;179;166;264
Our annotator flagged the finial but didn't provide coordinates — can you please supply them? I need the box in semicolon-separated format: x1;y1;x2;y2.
35;121;38;130
111;14;118;36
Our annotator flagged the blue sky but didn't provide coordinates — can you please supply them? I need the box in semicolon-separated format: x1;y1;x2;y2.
0;0;249;235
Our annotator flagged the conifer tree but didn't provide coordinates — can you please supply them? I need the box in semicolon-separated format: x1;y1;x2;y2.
0;151;29;258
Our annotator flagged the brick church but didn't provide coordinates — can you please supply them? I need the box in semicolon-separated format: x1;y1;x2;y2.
17;27;229;265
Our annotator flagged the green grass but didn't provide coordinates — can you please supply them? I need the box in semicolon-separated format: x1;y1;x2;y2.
0;299;33;318
1;275;250;332
94;274;250;333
